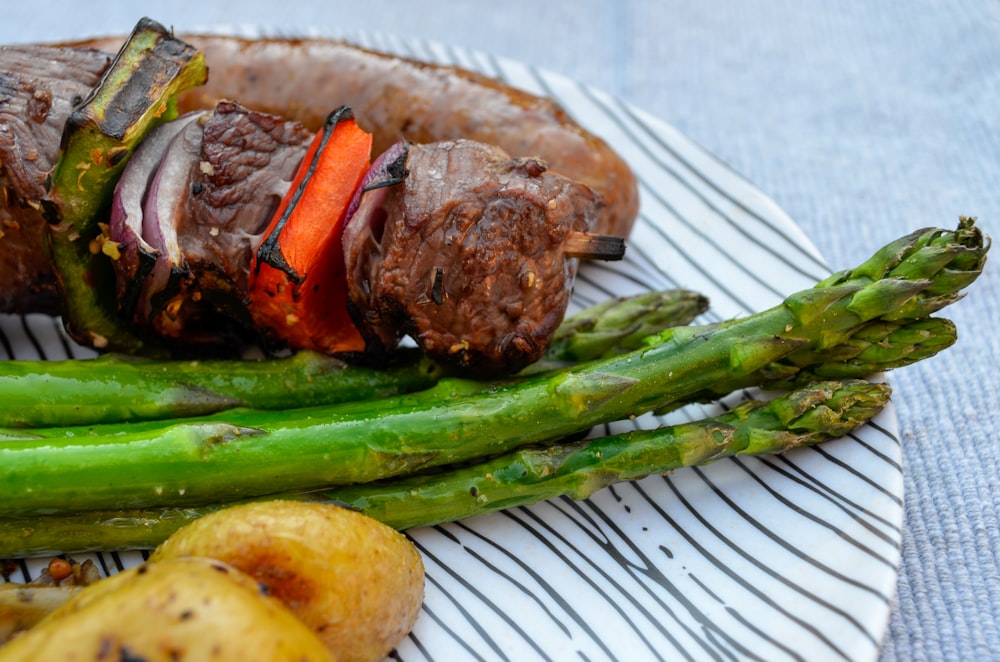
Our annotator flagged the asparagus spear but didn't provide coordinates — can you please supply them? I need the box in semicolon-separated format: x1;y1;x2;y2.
532;289;709;368
0;379;889;556
663;316;956;410
0;351;440;429
330;380;892;528
41;18;207;356
0;219;986;517
0;289;707;428
1;313;951;442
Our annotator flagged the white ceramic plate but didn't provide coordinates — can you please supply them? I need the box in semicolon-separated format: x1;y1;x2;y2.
1;32;902;662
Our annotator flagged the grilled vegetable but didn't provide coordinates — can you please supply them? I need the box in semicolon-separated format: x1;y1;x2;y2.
0;349;441;428
41;18;206;356
150;501;424;662
249;106;373;354
328;379;890;529
0;219;985;519
0;585;82;642
108;111;207;329
0;502;424;661
0;556;335;661
668;316;958;410
0;378;891;555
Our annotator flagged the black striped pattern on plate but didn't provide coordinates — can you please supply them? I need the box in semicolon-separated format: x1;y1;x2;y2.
0;32;902;662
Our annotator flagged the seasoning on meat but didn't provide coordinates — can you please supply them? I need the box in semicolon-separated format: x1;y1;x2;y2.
343;139;610;374
108;100;311;347
0;44;111;314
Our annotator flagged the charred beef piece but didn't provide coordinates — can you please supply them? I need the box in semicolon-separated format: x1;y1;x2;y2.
109;100;310;345
183;100;312;293
344;139;606;375
0;44;111;314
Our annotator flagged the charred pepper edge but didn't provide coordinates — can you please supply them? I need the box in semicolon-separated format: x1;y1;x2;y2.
253;105;356;285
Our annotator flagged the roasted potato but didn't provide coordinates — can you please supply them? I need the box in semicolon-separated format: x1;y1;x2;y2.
150;500;424;662
0;556;335;661
0;585;80;642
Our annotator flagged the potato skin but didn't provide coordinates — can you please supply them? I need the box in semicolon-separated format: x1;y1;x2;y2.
150;500;424;662
0;556;335;661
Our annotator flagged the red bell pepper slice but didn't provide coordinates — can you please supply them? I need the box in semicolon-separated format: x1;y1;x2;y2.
248;106;372;353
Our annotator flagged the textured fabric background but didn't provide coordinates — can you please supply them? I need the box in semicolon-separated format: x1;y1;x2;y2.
5;2;998;659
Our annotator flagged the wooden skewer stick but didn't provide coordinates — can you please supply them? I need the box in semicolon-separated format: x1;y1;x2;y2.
564;231;627;260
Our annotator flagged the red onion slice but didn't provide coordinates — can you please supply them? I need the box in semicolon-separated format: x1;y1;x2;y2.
143;114;206;267
109;112;205;320
342;140;409;353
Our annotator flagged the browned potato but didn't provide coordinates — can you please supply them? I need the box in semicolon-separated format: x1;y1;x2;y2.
150;500;424;662
0;585;79;642
0;556;335;661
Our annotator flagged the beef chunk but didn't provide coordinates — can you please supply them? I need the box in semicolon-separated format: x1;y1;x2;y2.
0;44;111;313
183;100;312;293
345;139;601;374
109;100;310;345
